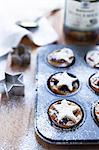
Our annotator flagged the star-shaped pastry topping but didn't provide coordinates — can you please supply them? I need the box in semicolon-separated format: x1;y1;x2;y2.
52;72;78;91
50;48;74;63
88;51;99;67
53;99;80;123
5;73;24;96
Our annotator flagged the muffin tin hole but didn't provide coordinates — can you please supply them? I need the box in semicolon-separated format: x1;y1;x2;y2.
48;99;85;130
47;72;80;96
46;47;75;68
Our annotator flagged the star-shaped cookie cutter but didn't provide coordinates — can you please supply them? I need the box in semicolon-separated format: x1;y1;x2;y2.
0;72;24;100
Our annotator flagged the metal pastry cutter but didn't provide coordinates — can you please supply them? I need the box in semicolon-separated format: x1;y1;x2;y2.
0;73;24;100
5;73;24;97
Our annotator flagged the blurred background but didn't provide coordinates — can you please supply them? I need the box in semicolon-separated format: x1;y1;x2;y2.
0;0;64;24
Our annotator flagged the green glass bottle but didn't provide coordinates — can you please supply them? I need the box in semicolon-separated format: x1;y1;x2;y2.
64;0;99;44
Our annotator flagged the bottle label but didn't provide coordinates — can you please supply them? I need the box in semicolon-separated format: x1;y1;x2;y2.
65;0;99;31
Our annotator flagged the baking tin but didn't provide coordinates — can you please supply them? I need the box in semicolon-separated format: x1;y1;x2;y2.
35;44;99;144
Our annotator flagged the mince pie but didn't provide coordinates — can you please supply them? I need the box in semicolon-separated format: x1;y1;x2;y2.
86;50;99;68
93;102;99;124
48;99;84;129
47;48;75;68
89;72;99;94
47;72;79;96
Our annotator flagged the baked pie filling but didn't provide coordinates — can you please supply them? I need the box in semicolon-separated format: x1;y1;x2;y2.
48;99;84;129
86;50;99;68
47;72;79;95
47;48;75;68
89;72;99;93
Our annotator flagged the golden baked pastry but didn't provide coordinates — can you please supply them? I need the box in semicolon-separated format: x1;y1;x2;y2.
47;72;79;95
89;72;99;93
47;48;75;68
86;50;99;68
48;99;83;129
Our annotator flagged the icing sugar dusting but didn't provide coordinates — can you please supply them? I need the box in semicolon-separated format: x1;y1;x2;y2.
86;50;99;67
52;99;80;123
52;72;77;91
49;48;74;63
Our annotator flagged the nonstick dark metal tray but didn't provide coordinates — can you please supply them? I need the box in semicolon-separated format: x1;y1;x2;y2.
35;44;99;144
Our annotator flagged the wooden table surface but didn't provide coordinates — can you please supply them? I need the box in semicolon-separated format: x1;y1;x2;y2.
0;10;99;150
